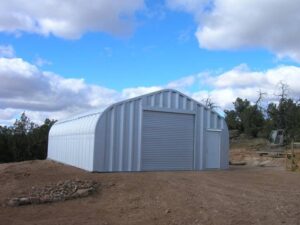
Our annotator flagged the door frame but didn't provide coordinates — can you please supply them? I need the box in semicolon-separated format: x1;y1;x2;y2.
205;129;222;169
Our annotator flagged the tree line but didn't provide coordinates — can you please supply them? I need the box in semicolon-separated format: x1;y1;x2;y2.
0;113;56;163
224;84;300;141
1;82;300;163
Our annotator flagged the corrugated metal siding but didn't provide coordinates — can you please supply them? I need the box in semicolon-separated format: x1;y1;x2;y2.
141;111;194;171
93;89;229;171
48;113;101;171
48;89;229;172
220;120;229;169
94;99;143;171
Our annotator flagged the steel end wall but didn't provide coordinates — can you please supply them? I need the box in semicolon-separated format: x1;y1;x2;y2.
93;89;229;172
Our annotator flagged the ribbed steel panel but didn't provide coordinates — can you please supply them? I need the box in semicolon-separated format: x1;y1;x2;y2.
48;112;101;171
142;111;194;171
48;89;229;172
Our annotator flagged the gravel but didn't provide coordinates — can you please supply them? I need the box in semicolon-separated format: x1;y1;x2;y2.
7;179;98;206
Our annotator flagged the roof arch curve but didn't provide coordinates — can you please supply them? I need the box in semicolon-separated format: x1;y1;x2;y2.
49;88;224;139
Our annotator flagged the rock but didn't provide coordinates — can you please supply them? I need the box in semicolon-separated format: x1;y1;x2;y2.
8;197;31;206
30;197;40;204
230;161;247;166
258;160;271;167
7;179;98;207
7;198;20;207
73;188;93;198
19;197;31;205
165;209;171;214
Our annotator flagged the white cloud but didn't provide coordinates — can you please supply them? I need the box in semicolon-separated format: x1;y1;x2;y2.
122;86;162;99
0;52;163;124
0;0;144;39
0;45;15;58
167;75;195;90
34;56;52;67
0;57;120;123
167;0;300;62
0;108;16;120
191;65;300;108
0;108;69;126
205;64;267;89
2;47;300;125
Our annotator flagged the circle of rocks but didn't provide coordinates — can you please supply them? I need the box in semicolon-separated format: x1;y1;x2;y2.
7;179;98;207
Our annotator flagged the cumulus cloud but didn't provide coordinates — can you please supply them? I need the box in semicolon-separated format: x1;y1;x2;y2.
0;49;164;124
0;56;121;124
0;45;15;58
113;64;300;112
0;0;144;39
166;75;196;90
2;46;300;125
0;108;69;126
122;86;162;99
34;56;52;67
167;0;300;62
191;64;300;109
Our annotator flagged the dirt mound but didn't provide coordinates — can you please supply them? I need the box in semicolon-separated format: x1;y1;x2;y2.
1;160;300;225
7;179;98;206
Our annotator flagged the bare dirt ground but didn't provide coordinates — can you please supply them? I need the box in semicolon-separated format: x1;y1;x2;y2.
1;149;300;225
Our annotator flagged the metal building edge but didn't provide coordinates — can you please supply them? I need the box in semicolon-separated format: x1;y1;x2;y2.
48;89;229;172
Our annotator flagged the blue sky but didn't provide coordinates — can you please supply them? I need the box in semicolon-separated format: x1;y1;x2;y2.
0;4;279;89
0;0;300;124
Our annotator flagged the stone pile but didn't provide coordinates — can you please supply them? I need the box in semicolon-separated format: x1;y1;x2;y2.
7;179;98;207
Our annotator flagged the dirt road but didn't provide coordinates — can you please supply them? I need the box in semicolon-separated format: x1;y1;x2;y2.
1;160;300;225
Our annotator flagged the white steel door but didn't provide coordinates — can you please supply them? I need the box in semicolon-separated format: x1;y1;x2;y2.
206;130;221;169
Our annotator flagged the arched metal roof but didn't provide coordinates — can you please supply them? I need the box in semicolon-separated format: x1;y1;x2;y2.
50;88;220;136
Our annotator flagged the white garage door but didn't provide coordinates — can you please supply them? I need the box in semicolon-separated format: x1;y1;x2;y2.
142;110;195;171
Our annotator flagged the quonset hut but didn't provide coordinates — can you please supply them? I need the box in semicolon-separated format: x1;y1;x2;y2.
48;89;229;172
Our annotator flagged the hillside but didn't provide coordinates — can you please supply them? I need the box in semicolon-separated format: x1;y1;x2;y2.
1;157;300;225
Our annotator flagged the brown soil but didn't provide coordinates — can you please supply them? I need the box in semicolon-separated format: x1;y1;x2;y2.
1;156;300;225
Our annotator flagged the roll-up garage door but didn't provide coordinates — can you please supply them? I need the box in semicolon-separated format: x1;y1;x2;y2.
142;110;194;171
